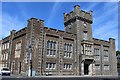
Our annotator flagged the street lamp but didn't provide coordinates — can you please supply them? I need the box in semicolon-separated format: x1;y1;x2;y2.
28;45;32;76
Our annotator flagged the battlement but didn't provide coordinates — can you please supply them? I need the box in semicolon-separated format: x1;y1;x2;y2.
64;5;93;23
93;38;109;42
28;17;44;22
44;27;76;39
44;27;75;34
15;27;26;35
27;17;44;26
93;38;111;46
2;36;10;43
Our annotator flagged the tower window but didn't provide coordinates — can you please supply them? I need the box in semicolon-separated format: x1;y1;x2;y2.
82;21;87;28
68;25;71;29
83;31;88;40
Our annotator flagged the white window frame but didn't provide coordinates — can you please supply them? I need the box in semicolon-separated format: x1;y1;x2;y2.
64;64;72;70
46;40;57;57
104;65;109;70
95;64;100;70
64;43;73;58
15;42;21;58
103;50;109;61
104;56;109;61
46;63;56;70
95;55;100;60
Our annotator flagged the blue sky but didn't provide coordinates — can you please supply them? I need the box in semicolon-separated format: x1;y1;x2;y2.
1;2;118;50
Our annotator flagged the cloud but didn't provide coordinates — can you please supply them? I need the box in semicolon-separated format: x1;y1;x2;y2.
46;2;62;27
16;3;30;19
93;20;117;37
85;2;100;11
1;12;26;39
92;3;118;50
93;3;118;27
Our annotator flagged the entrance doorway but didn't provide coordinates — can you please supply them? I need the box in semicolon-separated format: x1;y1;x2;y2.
84;63;89;75
84;59;93;75
19;62;21;74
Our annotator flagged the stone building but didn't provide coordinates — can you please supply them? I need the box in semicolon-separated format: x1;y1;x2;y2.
0;5;118;76
0;40;2;68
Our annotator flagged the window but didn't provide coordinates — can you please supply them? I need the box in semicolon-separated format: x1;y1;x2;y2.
2;42;9;50
94;48;100;55
82;21;87;28
4;44;6;50
85;45;92;55
46;40;57;57
95;55;100;60
15;42;21;50
2;53;5;60
2;44;4;50
103;50;109;61
5;53;8;60
47;41;50;48
104;56;109;61
95;64;100;70
94;48;100;60
64;63;72;70
4;54;6;60
64;43;73;58
46;63;56;70
104;65;109;70
7;43;9;49
15;42;21;58
68;25;71;29
83;31;88;40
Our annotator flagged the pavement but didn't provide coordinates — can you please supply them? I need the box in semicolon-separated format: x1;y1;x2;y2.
0;74;120;80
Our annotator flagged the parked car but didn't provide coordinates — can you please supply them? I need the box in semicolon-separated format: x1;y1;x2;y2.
0;67;10;76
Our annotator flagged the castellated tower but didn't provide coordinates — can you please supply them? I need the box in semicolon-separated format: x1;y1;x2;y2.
64;5;93;41
64;5;94;75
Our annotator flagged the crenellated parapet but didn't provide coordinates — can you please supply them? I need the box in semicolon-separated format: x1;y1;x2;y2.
44;27;76;40
27;17;44;29
64;5;93;26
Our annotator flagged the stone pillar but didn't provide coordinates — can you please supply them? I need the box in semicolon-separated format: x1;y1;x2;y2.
89;64;92;75
58;36;63;75
9;30;16;71
83;44;85;55
81;61;84;75
92;62;95;75
109;38;118;76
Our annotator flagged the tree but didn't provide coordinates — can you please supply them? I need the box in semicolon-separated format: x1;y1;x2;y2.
117;51;120;68
116;51;120;56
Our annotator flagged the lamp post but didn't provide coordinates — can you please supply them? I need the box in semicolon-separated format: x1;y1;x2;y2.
28;45;32;76
28;18;34;76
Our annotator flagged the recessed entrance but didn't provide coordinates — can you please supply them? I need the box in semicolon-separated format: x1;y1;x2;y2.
84;59;93;75
84;63;89;75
